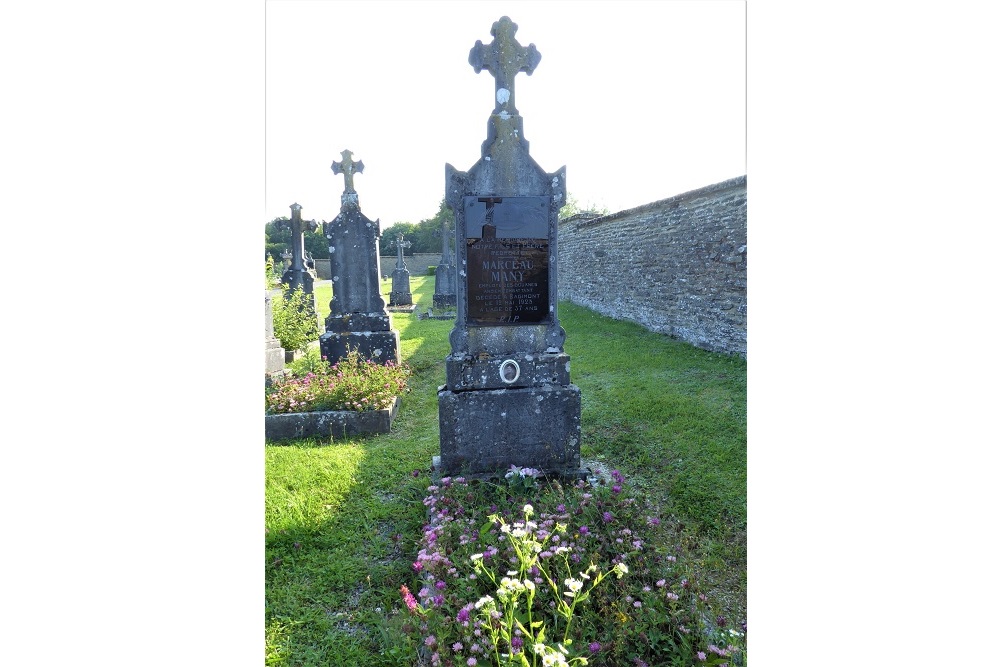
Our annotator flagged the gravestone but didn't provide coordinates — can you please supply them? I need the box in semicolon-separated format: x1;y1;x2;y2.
319;149;400;365
432;216;457;311
277;202;323;332
388;233;413;307
437;16;582;477
264;288;286;378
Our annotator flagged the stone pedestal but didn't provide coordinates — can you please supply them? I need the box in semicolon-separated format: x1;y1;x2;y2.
439;385;580;476
320;312;400;366
264;289;286;376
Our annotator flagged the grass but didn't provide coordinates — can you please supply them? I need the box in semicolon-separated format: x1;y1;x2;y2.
267;276;746;665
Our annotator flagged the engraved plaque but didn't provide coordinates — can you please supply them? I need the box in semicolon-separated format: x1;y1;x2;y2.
465;196;550;325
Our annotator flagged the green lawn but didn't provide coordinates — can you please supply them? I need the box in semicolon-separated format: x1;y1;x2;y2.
267;276;746;666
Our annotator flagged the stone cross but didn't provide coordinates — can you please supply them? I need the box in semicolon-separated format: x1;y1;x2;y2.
331;149;364;194
277;202;318;293
393;233;412;269
468;16;540;114
439;216;453;263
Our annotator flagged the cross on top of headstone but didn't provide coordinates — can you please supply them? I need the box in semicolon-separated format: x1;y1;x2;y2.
468;16;540;115
393;233;412;269
331;149;364;194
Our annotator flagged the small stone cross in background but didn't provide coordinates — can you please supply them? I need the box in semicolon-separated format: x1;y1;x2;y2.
392;233;412;270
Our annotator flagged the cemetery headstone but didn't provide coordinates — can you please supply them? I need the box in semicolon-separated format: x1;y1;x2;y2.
389;233;414;308
432;216;457;311
278;203;318;294
437;16;582;477
319;149;401;365
277;202;322;332
264;288;286;379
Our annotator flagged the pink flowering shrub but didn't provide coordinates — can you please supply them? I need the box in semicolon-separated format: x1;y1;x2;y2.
265;348;410;414
400;470;745;666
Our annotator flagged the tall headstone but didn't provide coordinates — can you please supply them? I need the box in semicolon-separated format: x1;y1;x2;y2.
319;150;401;365
277;203;322;332
432;216;457;310
389;233;413;307
278;203;318;295
438;17;582;477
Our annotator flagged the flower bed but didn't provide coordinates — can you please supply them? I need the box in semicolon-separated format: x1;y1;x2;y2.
399;467;746;666
264;348;410;442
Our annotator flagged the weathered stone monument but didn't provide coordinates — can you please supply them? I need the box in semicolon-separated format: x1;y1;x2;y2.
388;233;414;309
264;288;286;379
278;203;318;295
437;17;582;477
319;150;400;365
277;202;322;333
432;216;457;311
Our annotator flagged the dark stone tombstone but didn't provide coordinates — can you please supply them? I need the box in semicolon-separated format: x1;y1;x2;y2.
319;150;400;365
277;203;318;296
432;216;457;310
437;17;582;478
389;233;413;307
276;203;323;333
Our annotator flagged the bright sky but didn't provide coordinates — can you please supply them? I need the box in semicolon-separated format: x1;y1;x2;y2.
265;0;746;226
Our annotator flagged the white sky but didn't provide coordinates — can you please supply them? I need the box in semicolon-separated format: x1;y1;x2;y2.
265;0;746;225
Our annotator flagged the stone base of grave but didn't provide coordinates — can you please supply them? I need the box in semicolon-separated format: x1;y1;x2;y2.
388;291;414;308
444;351;571;391
429;456;589;482
265;397;400;442
387;303;417;313
437;384;582;477
432;293;456;309
265;339;285;375
419;308;456;320
320;329;400;365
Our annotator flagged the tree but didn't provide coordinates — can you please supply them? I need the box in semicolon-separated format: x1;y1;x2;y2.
380;222;418;253
380;199;455;255
559;192;610;220
264;217;330;263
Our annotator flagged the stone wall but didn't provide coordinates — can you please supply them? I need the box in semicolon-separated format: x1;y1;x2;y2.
377;253;441;279
557;176;746;357
316;253;441;281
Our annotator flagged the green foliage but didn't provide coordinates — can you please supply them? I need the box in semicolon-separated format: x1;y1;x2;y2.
271;286;320;352
265;255;281;289
559;193;610;220
426;265;437;276
382;198;455;255
266;347;411;414
403;474;744;666
266;216;330;262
